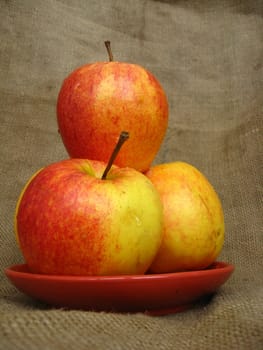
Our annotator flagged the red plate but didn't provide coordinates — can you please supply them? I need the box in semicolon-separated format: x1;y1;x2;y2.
5;262;234;315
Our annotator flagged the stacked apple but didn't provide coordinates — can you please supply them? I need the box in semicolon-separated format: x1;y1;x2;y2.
15;42;224;276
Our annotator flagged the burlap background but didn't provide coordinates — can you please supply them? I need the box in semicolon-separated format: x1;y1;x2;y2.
0;0;262;349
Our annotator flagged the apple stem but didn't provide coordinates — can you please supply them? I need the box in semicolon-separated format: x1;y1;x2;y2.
101;131;129;180
104;41;114;61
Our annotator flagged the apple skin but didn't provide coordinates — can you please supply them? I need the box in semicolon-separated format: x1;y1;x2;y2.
57;62;168;172
146;162;225;273
15;159;164;276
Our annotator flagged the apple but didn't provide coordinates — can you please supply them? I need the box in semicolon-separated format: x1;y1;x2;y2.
146;162;225;273
57;41;169;173
15;133;164;276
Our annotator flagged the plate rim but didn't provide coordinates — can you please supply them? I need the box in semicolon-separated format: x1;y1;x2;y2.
5;261;234;282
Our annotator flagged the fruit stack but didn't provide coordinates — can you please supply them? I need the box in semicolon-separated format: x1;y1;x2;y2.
15;42;224;276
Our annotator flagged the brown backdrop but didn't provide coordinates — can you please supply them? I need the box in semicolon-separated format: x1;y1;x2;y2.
0;1;262;349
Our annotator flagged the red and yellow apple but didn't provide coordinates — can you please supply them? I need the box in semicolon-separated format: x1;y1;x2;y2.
15;158;164;276
57;42;168;172
146;162;225;273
